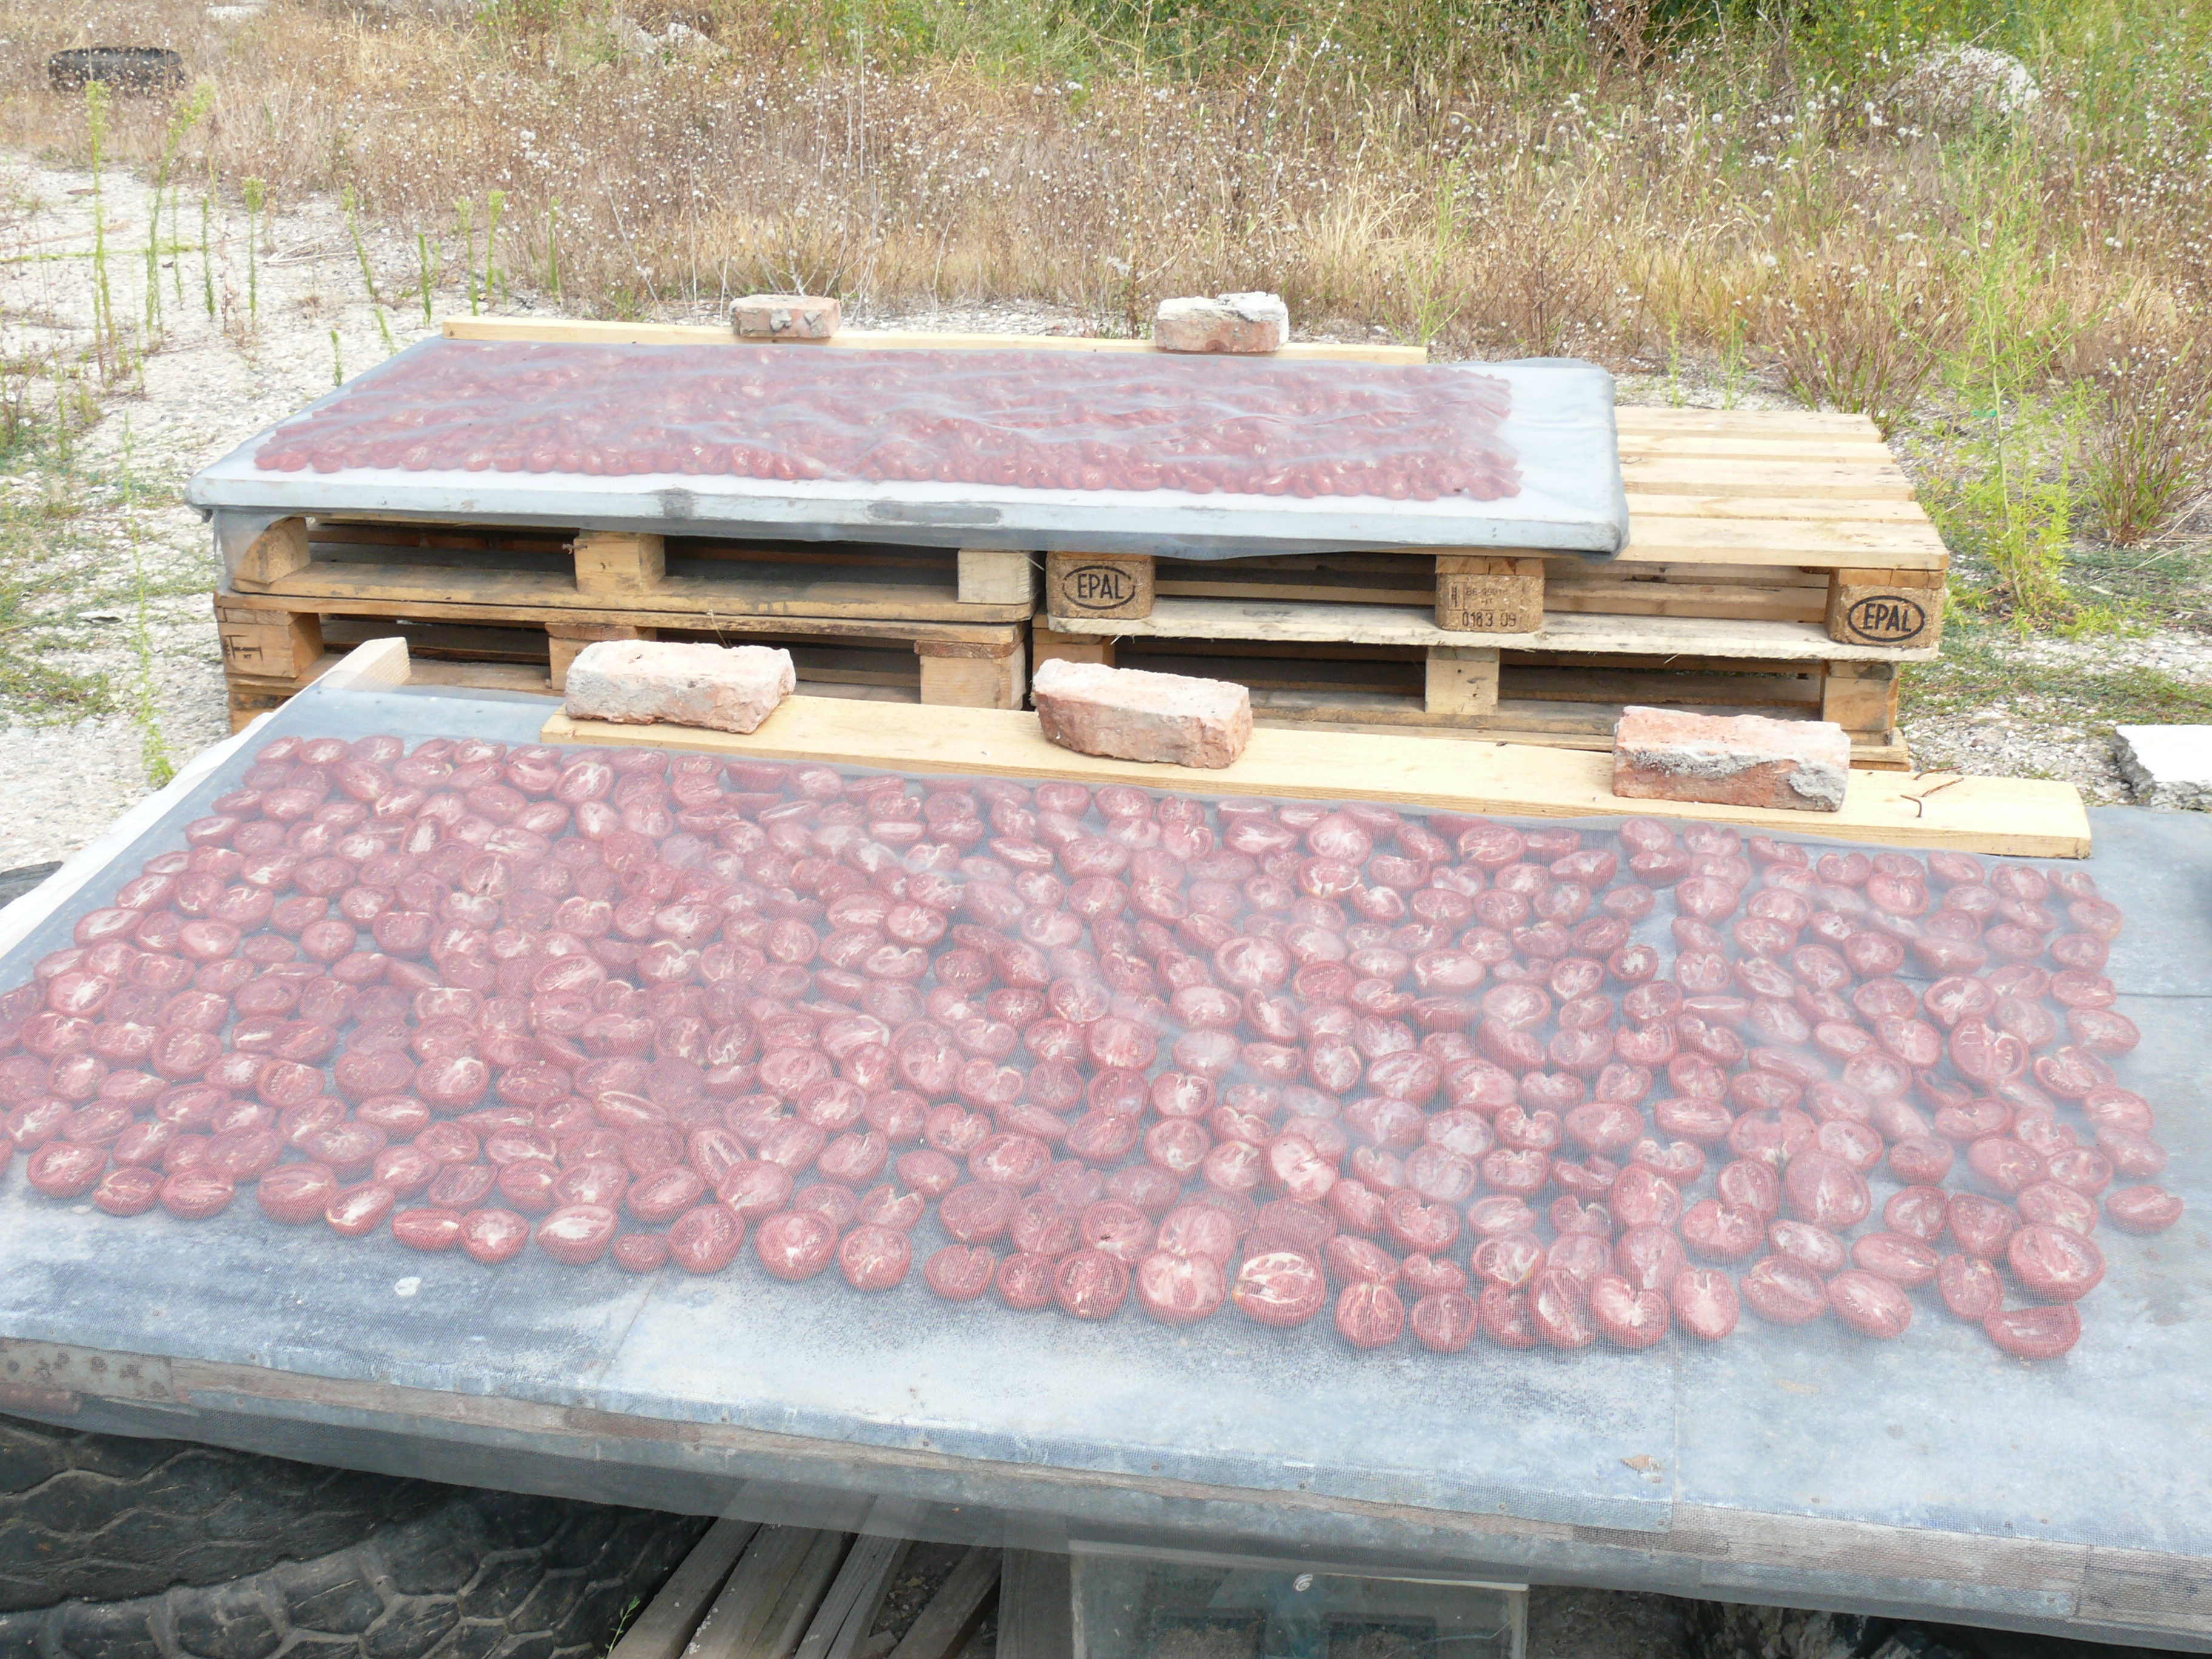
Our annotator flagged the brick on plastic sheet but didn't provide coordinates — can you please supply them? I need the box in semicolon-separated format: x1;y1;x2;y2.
1032;659;1253;769
731;293;841;340
562;640;796;734
1151;292;1289;355
1611;705;1852;814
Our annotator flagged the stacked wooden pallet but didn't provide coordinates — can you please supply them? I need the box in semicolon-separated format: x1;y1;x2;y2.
215;526;1039;731
1032;406;1944;769
213;320;1944;766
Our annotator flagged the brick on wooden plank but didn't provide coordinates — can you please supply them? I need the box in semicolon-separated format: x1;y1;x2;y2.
685;1528;852;1659
886;1547;1000;1659
565;640;796;733
1435;554;1544;633
547;620;654;693
224;516;310;589
1612;706;1851;813
994;1552;1072;1659
1030;622;1115;671
1425;645;1500;719
1033;659;1252;769
611;1520;761;1659
214;598;322;680
574;530;666;595
734;293;841;340
915;635;1026;710
1046;552;1154;621
1819;660;1900;734
956;548;1036;607
1825;566;1945;648
1152;292;1288;355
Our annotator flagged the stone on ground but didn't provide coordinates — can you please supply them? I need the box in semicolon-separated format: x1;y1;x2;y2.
1612;707;1851;813
1033;660;1252;769
563;641;795;734
732;293;841;340
2114;725;2212;810
1153;292;1289;355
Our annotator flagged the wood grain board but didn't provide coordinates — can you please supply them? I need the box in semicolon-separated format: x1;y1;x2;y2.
1038;600;1939;662
537;697;2090;857
444;316;1426;364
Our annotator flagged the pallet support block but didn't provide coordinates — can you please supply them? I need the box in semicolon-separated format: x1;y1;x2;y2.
1031;623;1116;671
1046;552;1155;621
1435;554;1544;634
915;636;1026;709
574;531;666;595
1826;566;1945;649
548;620;654;692
226;517;310;590
1822;660;1902;734
957;548;1036;606
215;598;321;681
1425;645;1500;718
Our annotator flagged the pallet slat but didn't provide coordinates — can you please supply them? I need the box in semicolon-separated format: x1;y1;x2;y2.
1041;600;1937;662
613;1521;762;1659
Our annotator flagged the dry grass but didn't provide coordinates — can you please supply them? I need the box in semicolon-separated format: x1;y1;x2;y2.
0;0;2207;569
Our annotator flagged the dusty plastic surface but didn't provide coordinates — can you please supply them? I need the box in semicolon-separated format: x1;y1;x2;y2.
1070;1550;1523;1659
182;342;1631;562
0;682;2205;1648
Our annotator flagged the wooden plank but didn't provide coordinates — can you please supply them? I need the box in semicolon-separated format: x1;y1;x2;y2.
1434;555;1543;633
444;317;1428;364
612;1519;763;1659
1618;458;1917;501
1612;406;1883;439
315;637;412;693
216;572;1030;638
957;549;1036;608
540;699;2092;857
1617;432;1897;462
1041;599;1937;662
1826;566;1948;649
995;1552;1073;1659
1622;494;1928;525
1619;515;1948;569
1046;552;1155;621
575;531;666;595
886;1546;1000;1659
792;1531;910;1659
1426;646;1500;717
688;1528;853;1659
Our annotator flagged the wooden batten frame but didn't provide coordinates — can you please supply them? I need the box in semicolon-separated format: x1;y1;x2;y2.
444;316;1427;365
538;696;2091;857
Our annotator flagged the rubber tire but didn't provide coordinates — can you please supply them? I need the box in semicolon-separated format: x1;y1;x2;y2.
0;1415;708;1659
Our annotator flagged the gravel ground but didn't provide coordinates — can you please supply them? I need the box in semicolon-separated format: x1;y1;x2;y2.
1;158;2204;875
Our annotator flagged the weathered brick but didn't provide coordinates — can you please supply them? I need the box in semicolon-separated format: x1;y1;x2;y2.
563;642;794;734
1151;292;1288;355
1611;707;1851;813
731;294;840;340
1032;660;1252;769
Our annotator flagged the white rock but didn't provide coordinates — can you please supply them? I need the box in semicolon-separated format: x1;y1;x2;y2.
1895;46;2040;126
2114;725;2212;810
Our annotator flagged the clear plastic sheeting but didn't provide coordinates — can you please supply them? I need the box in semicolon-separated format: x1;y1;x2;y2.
182;344;1631;560
0;684;2205;1649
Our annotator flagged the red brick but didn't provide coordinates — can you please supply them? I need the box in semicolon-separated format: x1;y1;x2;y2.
563;641;795;734
1033;660;1252;769
1152;292;1288;355
732;293;840;340
1612;707;1851;813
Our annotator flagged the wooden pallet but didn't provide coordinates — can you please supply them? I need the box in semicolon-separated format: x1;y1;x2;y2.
1035;407;1942;766
214;540;1030;731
